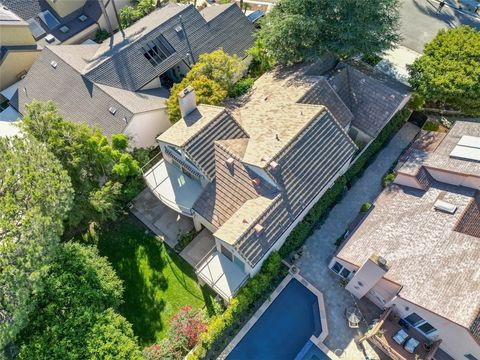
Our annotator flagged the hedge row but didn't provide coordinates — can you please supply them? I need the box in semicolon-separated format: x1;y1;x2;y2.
188;108;412;360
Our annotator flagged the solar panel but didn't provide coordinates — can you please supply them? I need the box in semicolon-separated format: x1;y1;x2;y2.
27;18;46;40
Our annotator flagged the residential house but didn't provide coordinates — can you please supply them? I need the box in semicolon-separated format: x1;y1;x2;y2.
331;121;480;360
11;3;254;147
144;61;410;299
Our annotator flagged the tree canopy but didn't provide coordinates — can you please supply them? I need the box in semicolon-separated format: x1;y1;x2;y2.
409;26;480;115
0;136;73;348
21;100;142;233
258;0;400;64
17;242;142;359
166;50;242;123
119;0;156;28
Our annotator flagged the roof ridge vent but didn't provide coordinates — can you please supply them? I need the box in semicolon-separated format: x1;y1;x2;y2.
434;199;457;214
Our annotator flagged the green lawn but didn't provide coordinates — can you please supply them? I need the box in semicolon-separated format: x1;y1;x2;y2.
97;215;215;346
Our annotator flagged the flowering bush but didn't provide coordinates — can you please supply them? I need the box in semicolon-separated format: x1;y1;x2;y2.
143;306;207;360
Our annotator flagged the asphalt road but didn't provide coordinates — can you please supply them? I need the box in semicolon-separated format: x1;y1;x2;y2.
399;0;480;52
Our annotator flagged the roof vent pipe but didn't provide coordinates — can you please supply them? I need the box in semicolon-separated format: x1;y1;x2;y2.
252;178;261;186
178;86;197;118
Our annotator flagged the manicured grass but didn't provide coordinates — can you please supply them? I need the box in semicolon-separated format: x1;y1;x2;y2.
97;215;215;346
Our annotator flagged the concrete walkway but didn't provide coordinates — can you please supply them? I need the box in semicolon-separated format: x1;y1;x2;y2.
297;122;420;359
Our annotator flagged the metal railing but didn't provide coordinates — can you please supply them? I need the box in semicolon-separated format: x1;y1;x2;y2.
141;151;163;175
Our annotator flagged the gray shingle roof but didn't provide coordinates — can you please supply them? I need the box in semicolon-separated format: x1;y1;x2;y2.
298;78;354;128
18;47;133;137
1;0;102;44
84;4;254;91
327;62;410;137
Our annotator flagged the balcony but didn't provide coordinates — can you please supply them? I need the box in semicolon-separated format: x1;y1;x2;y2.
196;249;248;301
360;308;441;360
142;154;203;216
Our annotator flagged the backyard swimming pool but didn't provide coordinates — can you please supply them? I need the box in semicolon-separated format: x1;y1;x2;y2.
226;278;329;360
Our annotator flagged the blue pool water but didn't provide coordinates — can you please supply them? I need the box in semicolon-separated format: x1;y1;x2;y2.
226;279;327;360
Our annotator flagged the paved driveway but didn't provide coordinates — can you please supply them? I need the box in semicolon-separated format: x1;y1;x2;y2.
297;122;419;359
399;0;480;53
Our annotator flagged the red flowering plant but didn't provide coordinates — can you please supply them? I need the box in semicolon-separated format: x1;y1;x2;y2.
169;305;208;350
143;306;207;360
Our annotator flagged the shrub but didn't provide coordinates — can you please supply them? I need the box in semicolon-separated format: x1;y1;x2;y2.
382;172;396;188
360;202;372;212
95;29;110;43
176;230;196;252
144;306;207;360
228;77;255;98
422;120;439;132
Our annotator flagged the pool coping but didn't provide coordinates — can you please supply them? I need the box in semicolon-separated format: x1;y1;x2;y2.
218;272;331;360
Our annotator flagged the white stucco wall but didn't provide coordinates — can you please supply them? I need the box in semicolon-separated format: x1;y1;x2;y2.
387;296;480;360
124;109;170;148
394;172;424;190
427;167;480;191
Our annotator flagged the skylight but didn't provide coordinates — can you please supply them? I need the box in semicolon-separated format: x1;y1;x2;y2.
38;10;60;29
141;35;175;66
450;135;480;162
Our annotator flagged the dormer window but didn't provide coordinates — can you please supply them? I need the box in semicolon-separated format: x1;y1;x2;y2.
142;35;175;66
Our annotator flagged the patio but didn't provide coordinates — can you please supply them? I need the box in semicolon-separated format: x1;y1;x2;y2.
130;188;194;248
360;308;441;360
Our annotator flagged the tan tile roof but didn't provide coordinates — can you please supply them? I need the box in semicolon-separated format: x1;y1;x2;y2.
157;105;227;147
399;121;480;178
337;182;480;328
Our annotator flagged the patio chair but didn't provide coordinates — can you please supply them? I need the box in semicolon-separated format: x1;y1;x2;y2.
392;328;409;345
404;337;420;354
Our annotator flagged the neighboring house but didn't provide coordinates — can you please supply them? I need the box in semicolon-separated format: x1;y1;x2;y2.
0;6;41;91
331;122;480;360
0;0;124;48
144;61;410;300
12;3;254;147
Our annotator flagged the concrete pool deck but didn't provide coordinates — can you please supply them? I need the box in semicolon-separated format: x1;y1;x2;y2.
218;273;330;360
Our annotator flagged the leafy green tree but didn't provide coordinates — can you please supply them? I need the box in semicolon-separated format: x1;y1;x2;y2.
167;76;228;123
409;26;480;115
166;50;240;123
17;242;142;359
247;38;276;77
0;136;73;348
258;0;400;64
21;100;142;233
120;0;156;28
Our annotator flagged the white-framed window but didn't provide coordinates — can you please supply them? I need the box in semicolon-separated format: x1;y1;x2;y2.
404;312;438;336
330;261;351;279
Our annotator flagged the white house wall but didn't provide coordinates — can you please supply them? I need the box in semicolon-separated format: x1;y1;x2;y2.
387;296;480;360
124;109;170;148
427;167;480;191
